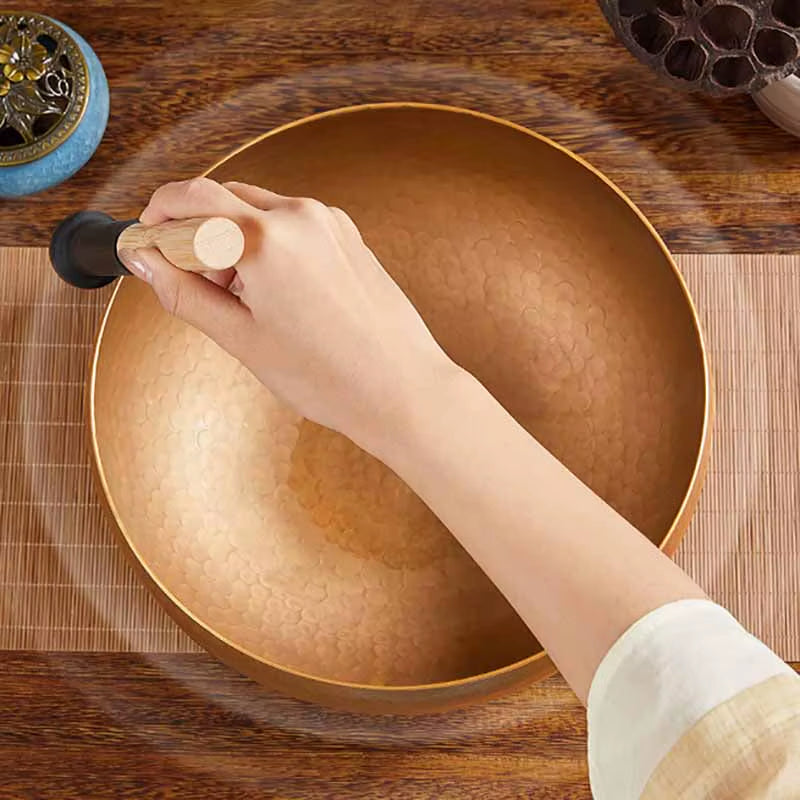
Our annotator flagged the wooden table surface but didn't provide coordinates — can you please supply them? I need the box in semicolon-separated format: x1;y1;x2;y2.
2;1;799;797
7;0;800;253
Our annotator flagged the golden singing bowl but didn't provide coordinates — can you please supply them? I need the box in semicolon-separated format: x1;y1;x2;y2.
90;104;710;713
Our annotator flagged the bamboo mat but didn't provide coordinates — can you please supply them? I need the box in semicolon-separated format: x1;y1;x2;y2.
0;249;798;658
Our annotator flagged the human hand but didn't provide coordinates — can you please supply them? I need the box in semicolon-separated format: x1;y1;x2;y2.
121;178;455;450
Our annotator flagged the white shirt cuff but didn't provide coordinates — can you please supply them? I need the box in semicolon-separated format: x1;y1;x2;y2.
587;598;792;800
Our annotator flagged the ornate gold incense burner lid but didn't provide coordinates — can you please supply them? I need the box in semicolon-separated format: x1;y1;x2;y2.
0;12;88;166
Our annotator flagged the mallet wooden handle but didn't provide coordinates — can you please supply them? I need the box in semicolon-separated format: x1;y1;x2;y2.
117;217;245;272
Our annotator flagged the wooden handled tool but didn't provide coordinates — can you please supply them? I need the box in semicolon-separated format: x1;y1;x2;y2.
49;211;245;289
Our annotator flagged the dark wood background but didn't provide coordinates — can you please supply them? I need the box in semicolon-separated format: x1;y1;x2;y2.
4;0;800;253
2;1;799;797
0;653;591;799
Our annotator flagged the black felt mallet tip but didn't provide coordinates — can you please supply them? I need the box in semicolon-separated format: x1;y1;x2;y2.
49;211;136;289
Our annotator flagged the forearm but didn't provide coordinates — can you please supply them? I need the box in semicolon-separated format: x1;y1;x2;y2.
364;361;705;702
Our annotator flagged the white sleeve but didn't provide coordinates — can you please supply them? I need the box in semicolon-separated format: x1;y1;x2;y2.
586;598;793;800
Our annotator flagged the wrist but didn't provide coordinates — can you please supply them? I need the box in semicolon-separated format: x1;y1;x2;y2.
357;354;478;470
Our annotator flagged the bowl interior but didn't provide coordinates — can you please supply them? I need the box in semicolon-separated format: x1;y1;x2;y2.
92;106;706;687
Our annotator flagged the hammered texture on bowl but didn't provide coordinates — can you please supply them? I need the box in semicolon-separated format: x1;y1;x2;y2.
598;0;800;95
91;106;708;710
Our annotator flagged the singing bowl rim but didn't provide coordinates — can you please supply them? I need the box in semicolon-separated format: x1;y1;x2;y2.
88;102;712;704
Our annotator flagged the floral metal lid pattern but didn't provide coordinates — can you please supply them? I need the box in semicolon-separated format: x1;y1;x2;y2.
0;12;88;166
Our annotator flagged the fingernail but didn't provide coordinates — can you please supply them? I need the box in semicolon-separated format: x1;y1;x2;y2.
119;248;152;284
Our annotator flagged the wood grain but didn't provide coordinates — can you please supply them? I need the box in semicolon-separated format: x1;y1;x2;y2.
5;0;799;252
0;653;796;798
118;217;245;271
0;652;590;799
2;2;799;797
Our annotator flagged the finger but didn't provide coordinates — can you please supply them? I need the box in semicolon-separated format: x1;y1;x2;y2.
222;181;292;211
228;272;245;297
121;247;253;355
139;177;256;226
330;206;363;242
200;266;237;289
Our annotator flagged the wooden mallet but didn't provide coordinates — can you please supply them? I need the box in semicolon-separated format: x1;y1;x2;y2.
49;211;245;289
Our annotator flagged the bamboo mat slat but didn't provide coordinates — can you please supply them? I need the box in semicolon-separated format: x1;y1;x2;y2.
0;249;797;658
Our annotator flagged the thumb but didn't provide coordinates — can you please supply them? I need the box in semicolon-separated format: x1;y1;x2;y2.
120;247;253;355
